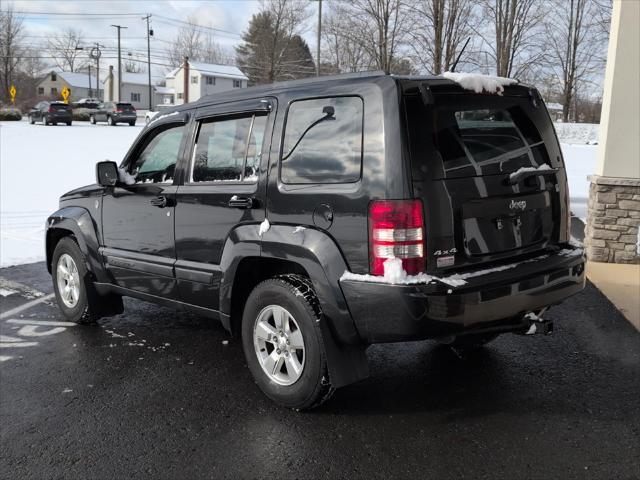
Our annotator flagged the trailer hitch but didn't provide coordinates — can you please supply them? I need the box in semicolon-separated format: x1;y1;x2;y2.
521;308;553;335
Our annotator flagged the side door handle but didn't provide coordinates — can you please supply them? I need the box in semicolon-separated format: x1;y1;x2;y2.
228;196;254;209
150;195;168;208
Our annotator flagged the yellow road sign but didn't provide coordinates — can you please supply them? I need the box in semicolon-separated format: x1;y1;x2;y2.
9;85;16;104
61;86;70;103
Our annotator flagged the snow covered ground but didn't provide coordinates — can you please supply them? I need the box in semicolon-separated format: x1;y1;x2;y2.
1;120;143;267
0;119;598;267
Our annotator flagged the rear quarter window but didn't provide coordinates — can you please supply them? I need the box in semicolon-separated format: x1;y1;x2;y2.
280;96;363;184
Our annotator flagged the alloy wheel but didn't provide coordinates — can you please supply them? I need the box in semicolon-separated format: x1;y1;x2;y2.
253;305;305;386
56;253;80;308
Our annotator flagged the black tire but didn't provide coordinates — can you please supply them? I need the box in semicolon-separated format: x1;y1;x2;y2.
52;122;57;126
51;237;122;324
242;275;335;410
90;115;96;124
67;121;72;126
129;121;136;126
29;115;35;125
107;116;115;126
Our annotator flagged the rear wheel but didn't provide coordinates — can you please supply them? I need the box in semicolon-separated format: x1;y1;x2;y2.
90;115;96;124
107;116;115;126
29;115;35;125
43;115;49;126
51;237;122;324
129;121;136;126
242;275;334;410
67;121;72;126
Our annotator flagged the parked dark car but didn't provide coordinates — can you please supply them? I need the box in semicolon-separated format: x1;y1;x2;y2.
28;101;72;126
90;102;137;126
45;72;585;409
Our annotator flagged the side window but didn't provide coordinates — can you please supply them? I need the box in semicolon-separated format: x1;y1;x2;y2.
281;96;363;184
191;113;267;183
128;124;185;184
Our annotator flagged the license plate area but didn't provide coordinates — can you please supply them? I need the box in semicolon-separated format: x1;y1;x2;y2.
461;192;551;256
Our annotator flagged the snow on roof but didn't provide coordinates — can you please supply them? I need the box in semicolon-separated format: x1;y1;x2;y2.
155;86;175;95
188;61;248;80
165;67;180;79
54;71;101;90
545;102;563;110
442;71;517;95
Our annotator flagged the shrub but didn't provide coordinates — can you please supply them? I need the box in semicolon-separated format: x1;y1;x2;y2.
72;107;94;121
0;108;22;121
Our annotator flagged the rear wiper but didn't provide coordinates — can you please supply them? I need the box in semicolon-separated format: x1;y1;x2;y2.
508;166;558;185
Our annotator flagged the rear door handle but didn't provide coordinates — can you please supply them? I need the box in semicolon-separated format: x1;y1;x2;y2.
150;195;168;208
228;196;254;209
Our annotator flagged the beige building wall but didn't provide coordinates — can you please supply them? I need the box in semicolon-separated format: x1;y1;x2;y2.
596;0;640;179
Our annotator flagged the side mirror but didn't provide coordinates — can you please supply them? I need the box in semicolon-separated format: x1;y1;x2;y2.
96;161;118;187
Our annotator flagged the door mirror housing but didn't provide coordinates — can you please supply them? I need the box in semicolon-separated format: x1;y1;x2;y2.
96;161;119;187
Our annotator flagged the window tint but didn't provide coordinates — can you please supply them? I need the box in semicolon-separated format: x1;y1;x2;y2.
129;125;185;184
281;96;363;184
192;114;267;183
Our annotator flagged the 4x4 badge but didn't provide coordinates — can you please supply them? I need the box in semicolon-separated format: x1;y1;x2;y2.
509;199;527;210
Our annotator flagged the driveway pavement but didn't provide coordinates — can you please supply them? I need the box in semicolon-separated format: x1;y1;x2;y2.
1;262;639;480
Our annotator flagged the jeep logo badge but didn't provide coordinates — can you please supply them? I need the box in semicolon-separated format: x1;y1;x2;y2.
510;199;527;211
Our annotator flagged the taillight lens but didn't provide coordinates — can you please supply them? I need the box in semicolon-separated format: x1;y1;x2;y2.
369;199;425;276
48;107;54;113
116;108;123;113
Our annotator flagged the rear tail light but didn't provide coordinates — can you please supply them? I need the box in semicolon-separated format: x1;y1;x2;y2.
369;199;425;276
48;106;54;113
116;108;123;113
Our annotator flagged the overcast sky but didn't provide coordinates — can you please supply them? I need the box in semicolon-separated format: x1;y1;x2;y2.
10;0;318;80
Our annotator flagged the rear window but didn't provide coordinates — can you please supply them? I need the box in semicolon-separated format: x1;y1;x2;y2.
117;103;135;111
280;96;363;184
405;94;548;179
51;103;70;110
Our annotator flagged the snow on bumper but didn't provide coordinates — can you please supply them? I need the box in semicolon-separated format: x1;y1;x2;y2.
340;248;585;343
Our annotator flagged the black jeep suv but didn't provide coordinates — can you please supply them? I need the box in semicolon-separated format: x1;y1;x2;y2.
46;72;585;409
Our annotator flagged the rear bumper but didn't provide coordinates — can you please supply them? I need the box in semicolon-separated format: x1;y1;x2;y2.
340;247;585;344
113;113;136;122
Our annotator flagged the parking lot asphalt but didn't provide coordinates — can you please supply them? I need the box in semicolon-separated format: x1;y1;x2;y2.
1;262;639;480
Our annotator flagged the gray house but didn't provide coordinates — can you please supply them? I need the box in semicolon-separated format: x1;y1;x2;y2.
102;69;172;110
36;70;102;102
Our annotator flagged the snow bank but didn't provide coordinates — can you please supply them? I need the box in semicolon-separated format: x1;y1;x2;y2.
258;219;270;236
0;120;143;267
561;143;598;220
442;71;517;95
554;122;599;145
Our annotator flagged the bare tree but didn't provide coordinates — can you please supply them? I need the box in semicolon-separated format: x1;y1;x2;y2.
478;0;543;78
347;0;410;74
124;59;144;74
0;7;25;102
166;17;204;67
407;0;476;74
546;0;604;122
47;27;85;72
322;2;372;72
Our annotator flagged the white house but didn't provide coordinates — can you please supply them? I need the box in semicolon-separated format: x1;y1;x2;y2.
102;68;173;110
36;70;102;102
166;61;248;105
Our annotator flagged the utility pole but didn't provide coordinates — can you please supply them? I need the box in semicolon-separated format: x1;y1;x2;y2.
111;24;128;102
316;0;322;76
142;14;153;111
88;64;92;98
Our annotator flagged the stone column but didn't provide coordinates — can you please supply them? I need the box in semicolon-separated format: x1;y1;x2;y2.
584;0;640;264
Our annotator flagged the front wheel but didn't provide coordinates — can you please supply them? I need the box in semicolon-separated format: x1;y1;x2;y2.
90;115;96;124
129;121;136;126
29;115;35;125
67;121;72;126
107;116;115;126
51;237;122;324
43;115;49;126
242;275;334;410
